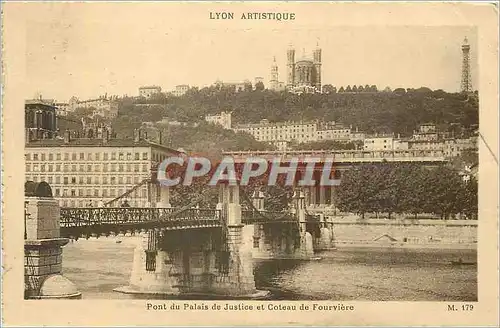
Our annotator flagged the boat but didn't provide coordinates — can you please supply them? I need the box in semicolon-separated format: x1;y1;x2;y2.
116;240;122;244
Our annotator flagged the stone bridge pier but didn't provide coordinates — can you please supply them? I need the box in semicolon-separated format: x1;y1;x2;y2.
116;183;267;298
249;188;319;260
24;181;81;299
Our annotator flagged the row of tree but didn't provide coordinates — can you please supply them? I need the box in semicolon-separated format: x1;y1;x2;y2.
335;163;477;220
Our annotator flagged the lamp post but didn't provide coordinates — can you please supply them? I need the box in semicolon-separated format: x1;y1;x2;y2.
24;200;29;240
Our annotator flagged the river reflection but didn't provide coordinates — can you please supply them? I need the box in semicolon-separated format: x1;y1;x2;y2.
62;238;477;301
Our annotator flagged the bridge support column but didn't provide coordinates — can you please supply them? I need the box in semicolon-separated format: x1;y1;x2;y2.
24;189;81;299
316;213;335;250
117;230;182;295
250;190;271;259
211;183;259;296
293;189;314;259
157;185;171;208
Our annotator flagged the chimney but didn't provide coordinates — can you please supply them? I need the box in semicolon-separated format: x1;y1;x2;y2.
133;129;140;143
102;128;109;144
157;130;163;144
64;130;71;144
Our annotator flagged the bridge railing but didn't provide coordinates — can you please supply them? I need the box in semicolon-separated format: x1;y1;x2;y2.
60;207;222;228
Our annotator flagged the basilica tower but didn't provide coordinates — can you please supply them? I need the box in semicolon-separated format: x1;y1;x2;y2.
313;43;322;91
287;45;296;89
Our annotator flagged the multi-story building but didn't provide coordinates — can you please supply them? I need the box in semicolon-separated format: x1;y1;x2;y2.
214;80;252;93
172;85;190;97
205;111;232;130
316;123;351;141
67;95;119;119
363;135;395;151
25;130;180;208
412;123;439;141
234;119;319;144
25;100;58;140
139;86;162;99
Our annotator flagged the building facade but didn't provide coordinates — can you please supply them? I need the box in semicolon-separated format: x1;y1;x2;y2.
287;44;322;93
25;131;179;208
205;111;232;129
25;100;58;140
139;86;162;99
172;85;190;97
65;95;119;119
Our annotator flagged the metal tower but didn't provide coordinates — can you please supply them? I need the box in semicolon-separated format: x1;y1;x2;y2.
461;37;472;93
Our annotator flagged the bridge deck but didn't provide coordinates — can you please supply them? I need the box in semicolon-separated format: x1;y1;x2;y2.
59;207;312;238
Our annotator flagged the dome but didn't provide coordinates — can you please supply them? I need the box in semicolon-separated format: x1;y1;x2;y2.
39;274;81;299
295;59;314;67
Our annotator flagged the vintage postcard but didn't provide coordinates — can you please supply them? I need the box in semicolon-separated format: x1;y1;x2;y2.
2;1;499;326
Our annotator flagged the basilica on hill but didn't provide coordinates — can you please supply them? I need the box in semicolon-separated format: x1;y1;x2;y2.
269;44;322;94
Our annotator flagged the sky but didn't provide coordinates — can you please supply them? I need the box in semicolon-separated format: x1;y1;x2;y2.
24;4;478;102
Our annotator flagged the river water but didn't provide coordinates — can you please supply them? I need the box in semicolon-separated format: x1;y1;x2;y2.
62;237;477;301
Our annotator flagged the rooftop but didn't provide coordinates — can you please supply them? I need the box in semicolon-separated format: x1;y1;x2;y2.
25;137;181;154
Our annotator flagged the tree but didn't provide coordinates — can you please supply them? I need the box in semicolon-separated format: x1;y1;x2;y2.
345;85;352;92
338;86;345;93
322;84;335;94
255;81;265;91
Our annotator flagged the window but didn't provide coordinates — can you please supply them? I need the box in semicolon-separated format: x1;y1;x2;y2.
94;189;99;197
72;153;77;160
25;153;31;161
63;177;69;184
111;153;116;160
63;164;69;172
63;189;68;196
55;176;61;184
79;176;84;184
142;152;148;160
118;177;123;184
142;164;147;172
87;164;92;171
110;189;116;197
141;189;147;197
71;189;76;197
25;164;30;172
48;177;53;184
118;164;123;172
134;164;139;172
56;153;61;160
55;189;60;196
87;177;92;184
103;164;108;172
56;164;61;171
71;165;76;172
127;177;132;184
95;177;100;184
33;154;39;160
135;153;140;160
134;176;139;184
48;164;53;172
111;164;116;172
103;177;108;184
102;189;107;197
103;153;109;160
94;164;100;172
119;153;124;160
79;189;83;196
127;153;132;160
110;177;116;184
87;153;92;160
41;154;46;161
71;177;76;184
95;153;100;161
126;164;131;172
86;189;91;196
80;153;84;160
48;154;53;160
